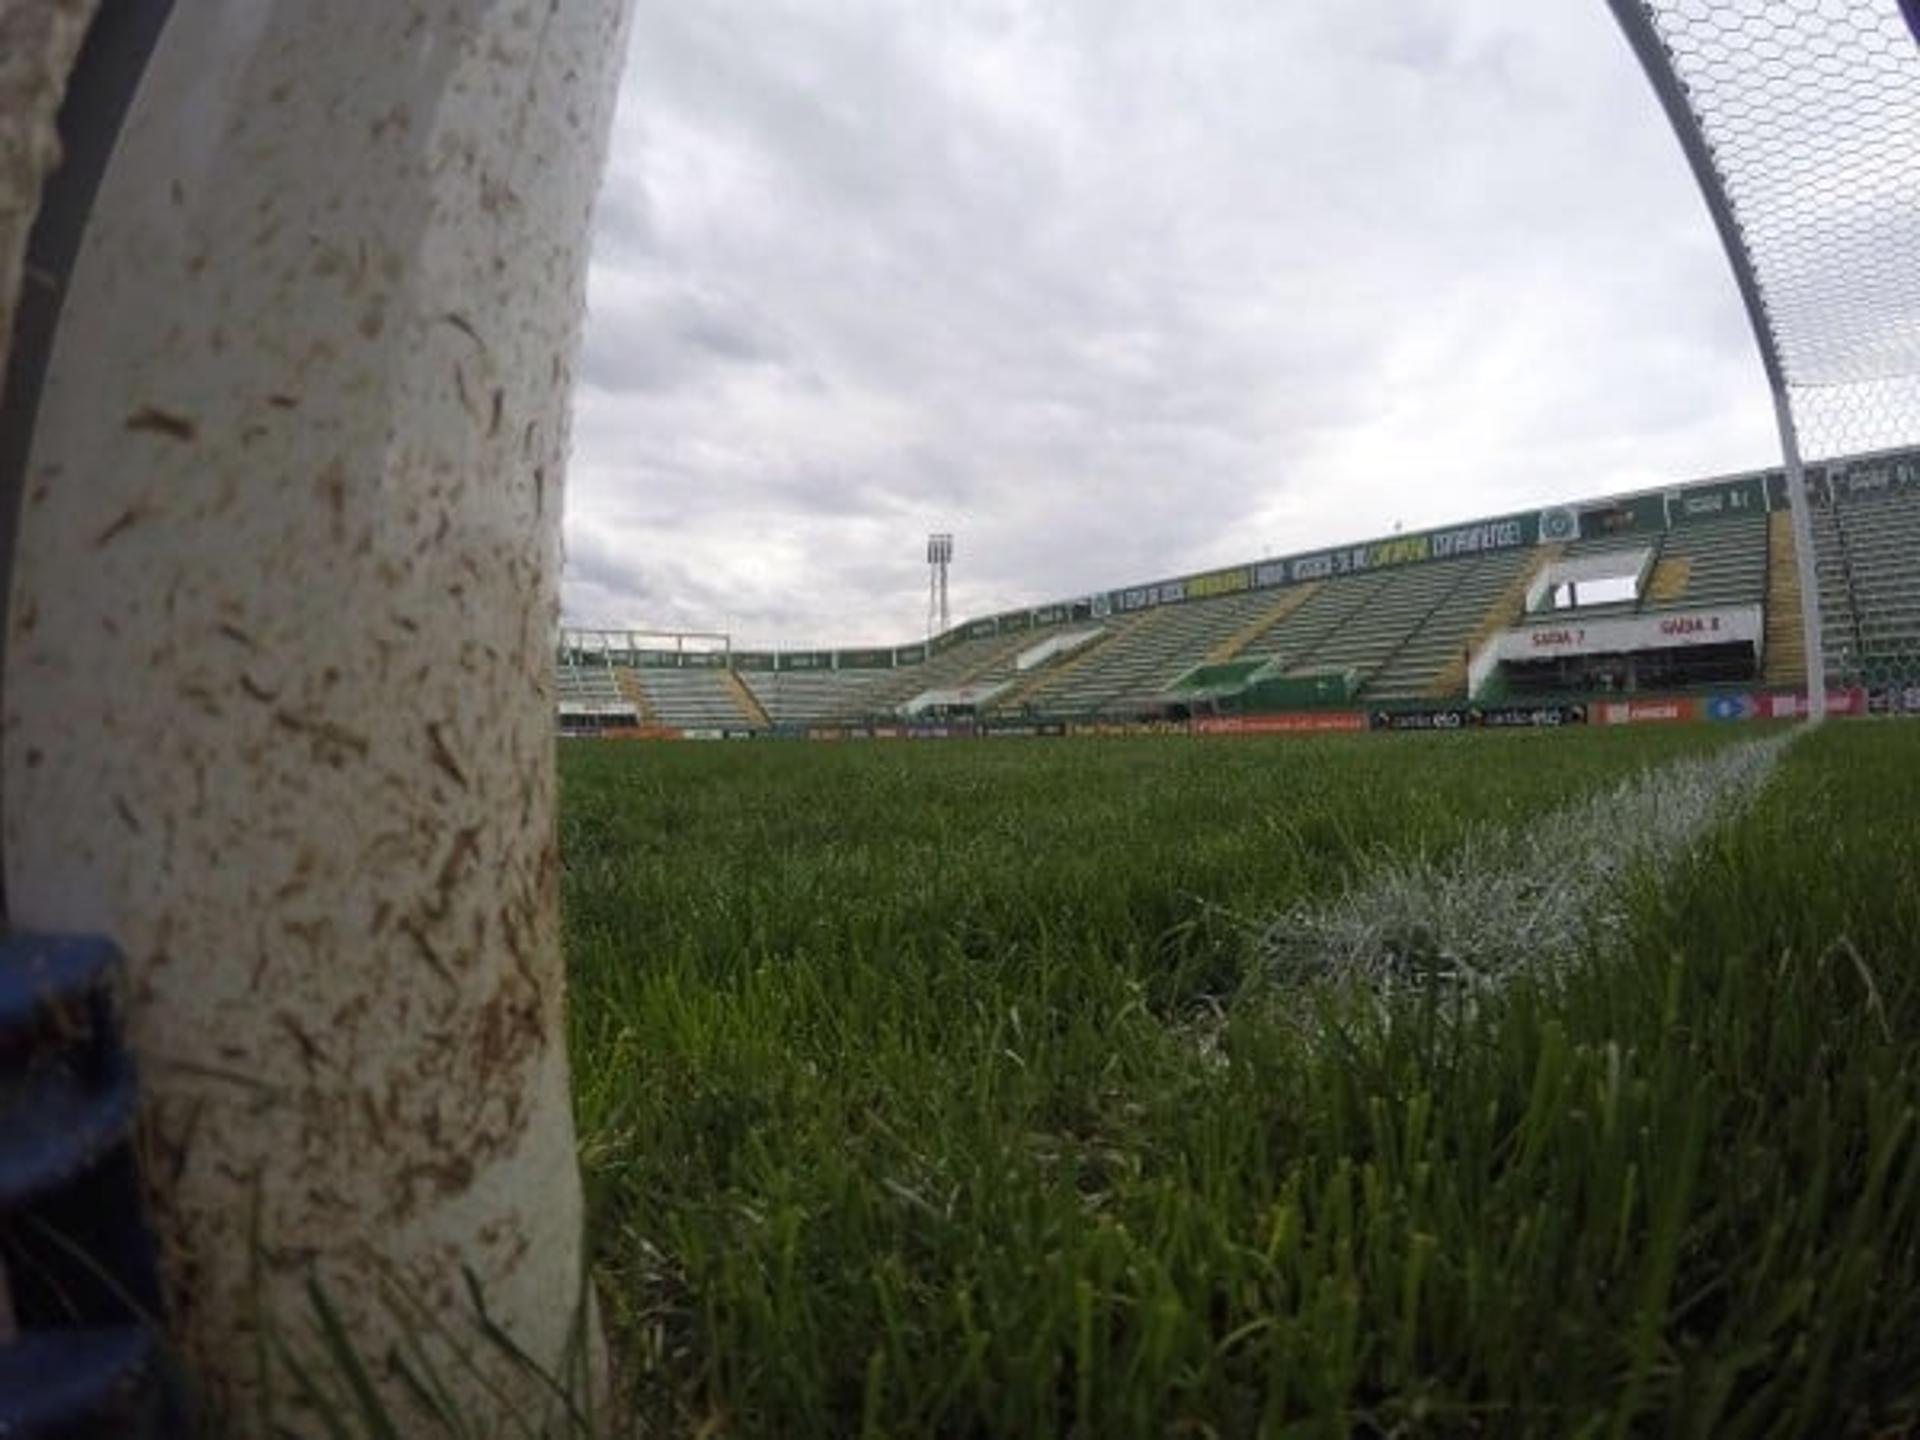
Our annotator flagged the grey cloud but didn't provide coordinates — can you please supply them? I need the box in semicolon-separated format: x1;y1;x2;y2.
563;0;1775;648
579;287;788;395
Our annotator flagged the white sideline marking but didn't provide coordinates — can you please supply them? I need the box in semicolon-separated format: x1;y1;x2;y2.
1260;733;1796;991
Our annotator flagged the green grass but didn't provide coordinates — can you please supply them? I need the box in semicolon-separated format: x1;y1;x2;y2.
562;724;1920;1437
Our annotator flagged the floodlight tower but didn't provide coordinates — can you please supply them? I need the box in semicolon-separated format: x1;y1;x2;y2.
927;532;954;639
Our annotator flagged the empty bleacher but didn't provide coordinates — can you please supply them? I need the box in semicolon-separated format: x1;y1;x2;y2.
556;662;627;709
555;660;639;731
747;668;889;727
1419;545;1563;700
1813;484;1920;686
1362;550;1538;701
1018;590;1280;716
561;460;1917;731
857;626;1046;715
1003;552;1548;714
735;626;1097;726
1810;503;1865;684
1516;512;1768;623
1223;553;1538;702
1643;512;1769;610
625;667;753;730
1236;571;1395;674
991;618;1135;713
1761;511;1807;688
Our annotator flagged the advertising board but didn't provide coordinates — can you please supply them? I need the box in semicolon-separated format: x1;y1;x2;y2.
1597;699;1696;725
1368;709;1468;732
1668;477;1767;524
1369;704;1586;731
1761;689;1869;718
1193;712;1367;735
1474;703;1587;728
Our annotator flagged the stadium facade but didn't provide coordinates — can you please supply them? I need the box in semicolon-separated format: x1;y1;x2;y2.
560;443;1920;737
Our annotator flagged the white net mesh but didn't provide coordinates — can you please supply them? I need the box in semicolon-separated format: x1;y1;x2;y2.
1626;1;1920;707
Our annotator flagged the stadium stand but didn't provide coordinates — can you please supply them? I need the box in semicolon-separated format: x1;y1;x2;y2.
1217;553;1542;702
1205;586;1320;664
723;669;772;727
1363;550;1539;701
727;625;1052;725
1236;570;1395;674
1421;545;1564;699
1512;511;1769;624
992;618;1133;713
1813;481;1920;689
556;661;625;709
853;626;1045;715
1760;511;1807;689
1018;590;1280;717
555;660;639;733
1645;512;1769;610
626;667;755;730
562;448;1919;731
749;668;887;727
1810;502;1865;685
610;667;656;723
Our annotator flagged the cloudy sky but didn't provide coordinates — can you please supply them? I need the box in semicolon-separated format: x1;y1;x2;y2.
562;0;1777;648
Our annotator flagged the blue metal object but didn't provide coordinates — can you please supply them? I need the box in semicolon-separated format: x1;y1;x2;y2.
0;934;176;1437
0;934;120;1036
0;1332;160;1436
0;1051;141;1209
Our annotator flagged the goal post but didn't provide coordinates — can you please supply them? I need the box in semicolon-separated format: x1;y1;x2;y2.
1604;1;1920;720
2;0;635;1426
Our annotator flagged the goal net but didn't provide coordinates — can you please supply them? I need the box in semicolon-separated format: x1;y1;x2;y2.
1610;1;1920;711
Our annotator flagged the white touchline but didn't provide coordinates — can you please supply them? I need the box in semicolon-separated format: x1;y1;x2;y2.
1260;732;1799;995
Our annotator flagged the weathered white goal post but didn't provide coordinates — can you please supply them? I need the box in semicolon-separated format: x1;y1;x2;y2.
2;0;633;1426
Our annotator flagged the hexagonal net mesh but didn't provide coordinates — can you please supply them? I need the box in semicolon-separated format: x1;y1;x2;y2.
1621;1;1920;708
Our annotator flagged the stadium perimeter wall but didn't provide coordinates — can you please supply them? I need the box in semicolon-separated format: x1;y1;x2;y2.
572;684;1887;744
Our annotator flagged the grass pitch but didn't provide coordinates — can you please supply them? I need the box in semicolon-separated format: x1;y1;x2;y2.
562;724;1920;1437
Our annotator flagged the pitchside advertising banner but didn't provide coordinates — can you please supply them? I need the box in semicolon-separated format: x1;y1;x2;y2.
1595;690;1871;725
1368;704;1588;731
1193;712;1368;735
587;690;1884;743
